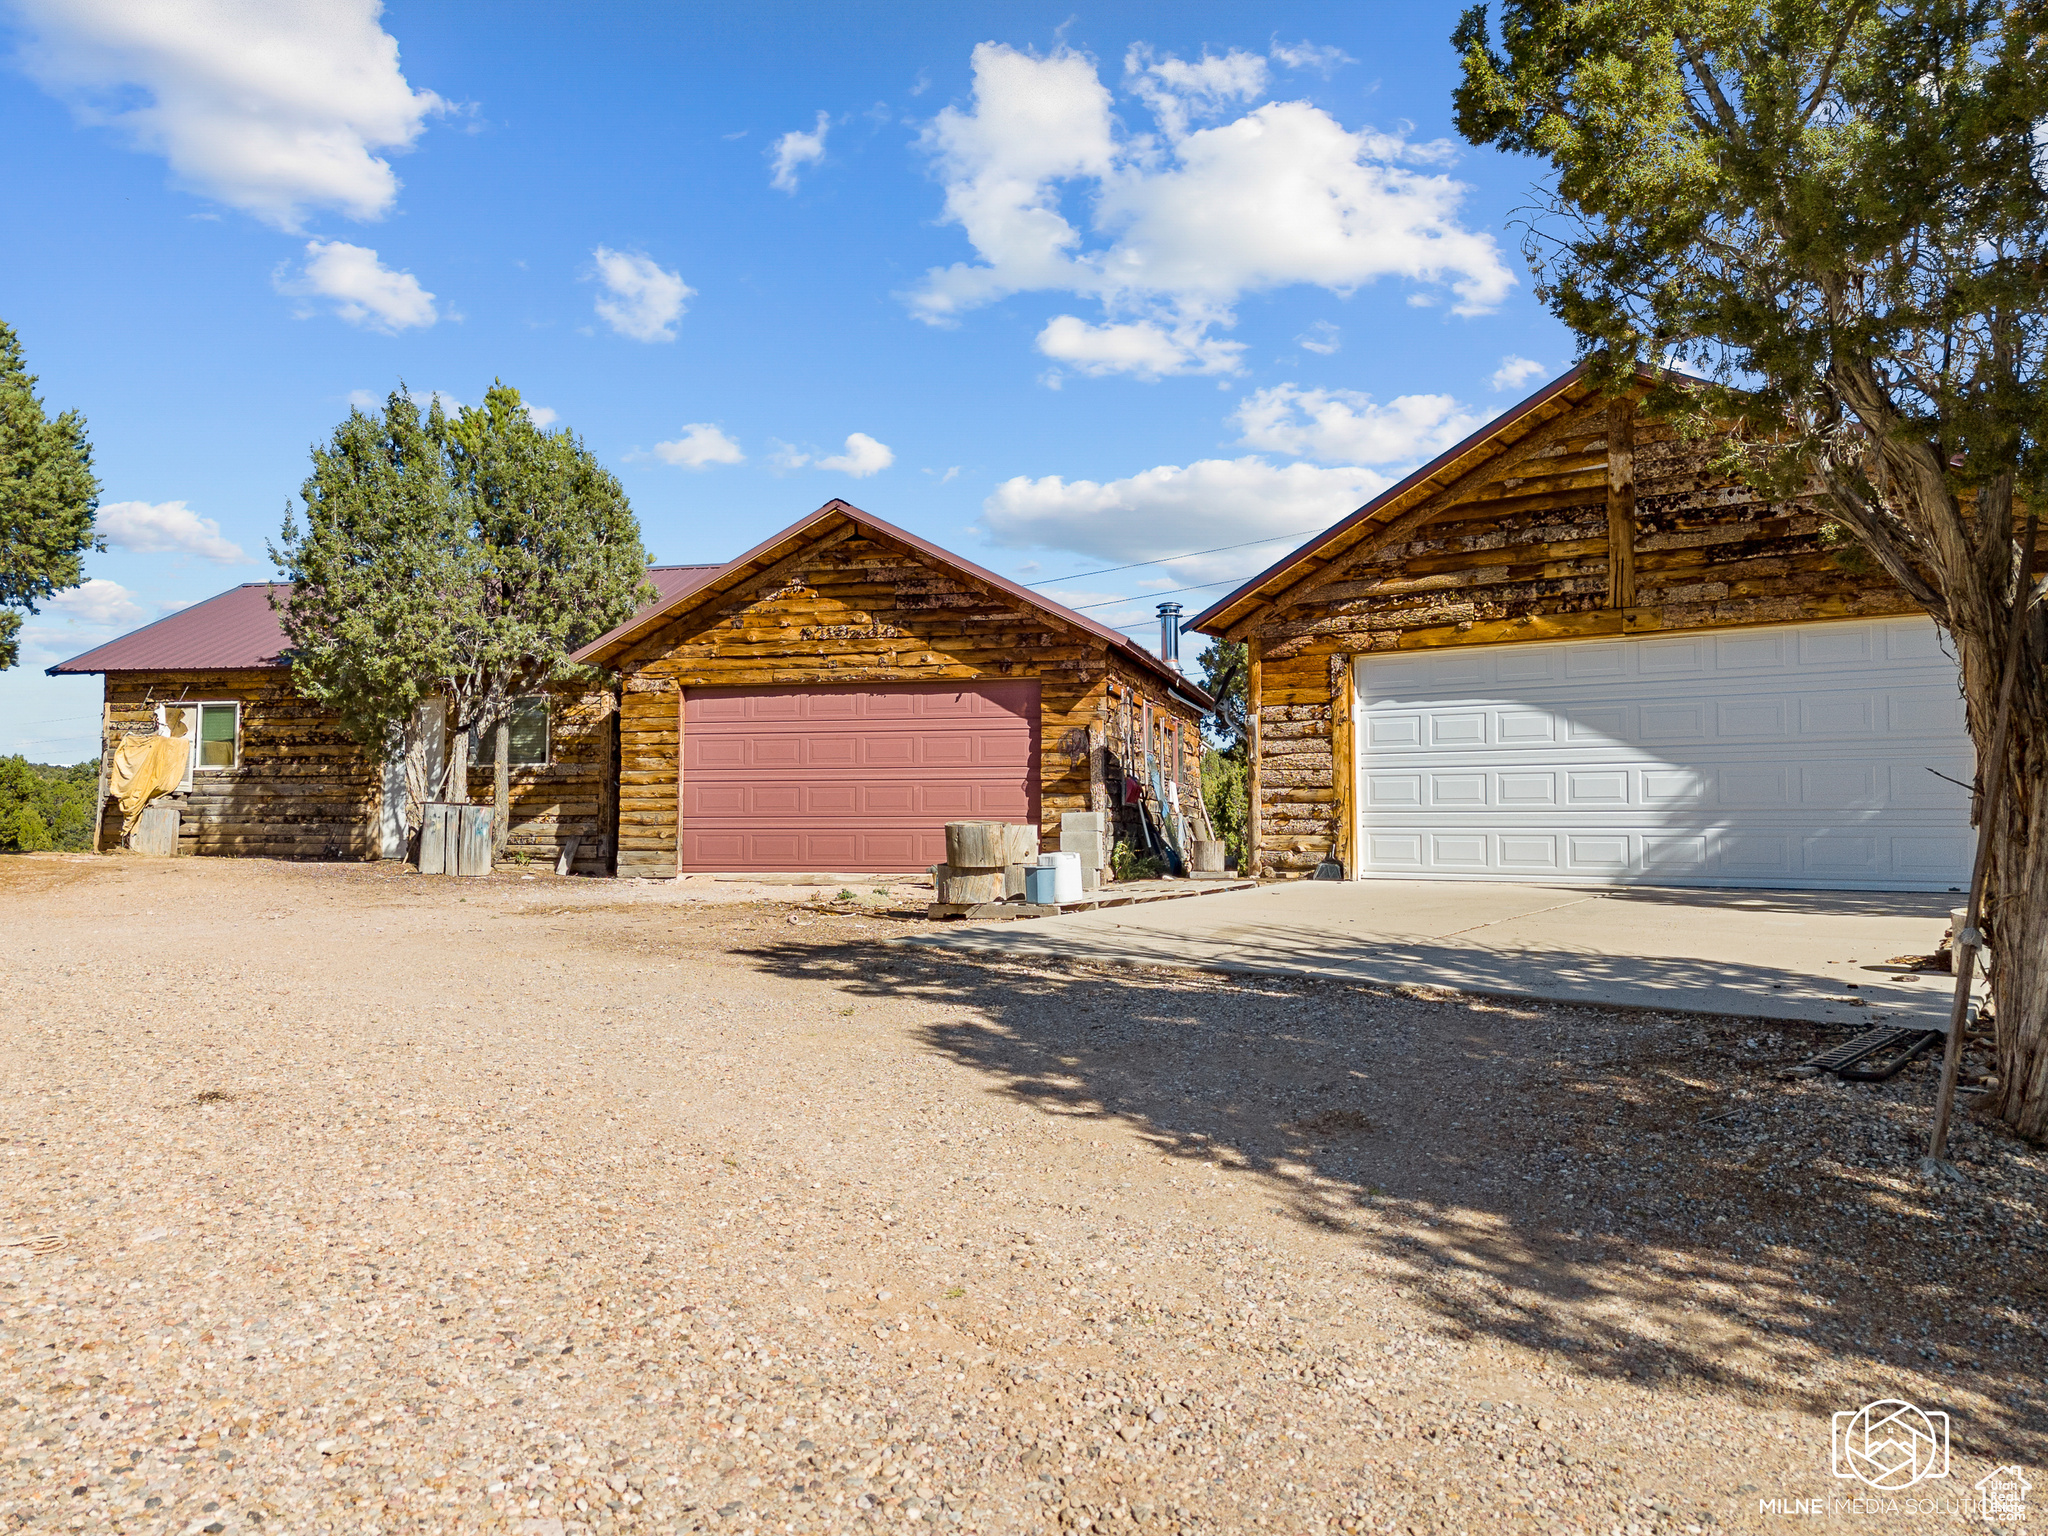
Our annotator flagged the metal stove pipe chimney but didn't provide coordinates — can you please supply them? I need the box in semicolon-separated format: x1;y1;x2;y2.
1157;602;1184;671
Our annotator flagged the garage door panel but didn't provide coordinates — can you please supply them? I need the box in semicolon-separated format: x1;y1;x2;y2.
1499;772;1556;806
1431;773;1487;807
1357;617;1971;890
681;682;1038;872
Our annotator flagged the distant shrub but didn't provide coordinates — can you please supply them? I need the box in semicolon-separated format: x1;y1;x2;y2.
0;757;97;852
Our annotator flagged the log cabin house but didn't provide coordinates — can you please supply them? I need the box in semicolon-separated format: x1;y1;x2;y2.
48;568;714;868
50;502;1211;875
571;500;1211;877
1185;361;1978;891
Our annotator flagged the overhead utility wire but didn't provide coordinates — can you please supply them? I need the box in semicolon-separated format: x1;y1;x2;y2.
1071;576;1246;611
1021;529;1321;588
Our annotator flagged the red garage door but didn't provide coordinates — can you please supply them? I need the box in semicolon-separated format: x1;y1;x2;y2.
680;682;1040;872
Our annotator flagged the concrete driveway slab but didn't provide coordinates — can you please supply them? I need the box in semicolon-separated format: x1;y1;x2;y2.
891;879;1969;1029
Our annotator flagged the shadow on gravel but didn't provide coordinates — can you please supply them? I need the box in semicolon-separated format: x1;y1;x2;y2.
737;934;2048;1467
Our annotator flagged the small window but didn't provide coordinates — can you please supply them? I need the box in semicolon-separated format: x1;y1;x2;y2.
471;696;550;766
166;702;238;787
198;703;238;768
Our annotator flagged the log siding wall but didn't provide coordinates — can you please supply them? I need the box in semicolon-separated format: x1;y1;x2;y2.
100;669;378;859
610;530;1203;877
460;683;618;875
98;670;618;869
1236;408;1917;879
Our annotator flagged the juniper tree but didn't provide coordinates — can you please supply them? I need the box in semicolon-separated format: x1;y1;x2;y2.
0;320;99;670
274;383;650;844
1454;0;2048;1135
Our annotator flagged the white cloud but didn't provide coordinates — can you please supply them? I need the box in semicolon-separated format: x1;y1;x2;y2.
910;43;1513;376
278;240;436;331
96;499;245;563
47;578;146;627
1124;44;1268;139
589;247;691;342
1036;315;1243;378
1297;320;1341;354
1490;355;1550;392
1269;40;1354;75
654;423;745;468
769;111;829;192
817;432;895;477
983;456;1389;565
1232;384;1479;465
13;0;444;231
525;404;558;428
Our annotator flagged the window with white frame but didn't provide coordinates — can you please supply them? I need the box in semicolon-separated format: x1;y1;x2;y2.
165;702;241;790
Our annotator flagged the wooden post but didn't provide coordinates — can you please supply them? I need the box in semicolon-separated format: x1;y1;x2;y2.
1246;636;1264;880
90;690;112;854
598;690;619;874
1329;652;1353;877
494;717;510;857
1605;398;1637;610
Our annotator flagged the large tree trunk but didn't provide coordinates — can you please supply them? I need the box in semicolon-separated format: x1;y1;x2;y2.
1933;536;2047;1141
1984;609;2048;1139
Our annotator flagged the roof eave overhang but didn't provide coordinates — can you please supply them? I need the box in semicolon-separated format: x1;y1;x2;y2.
573;500;1213;705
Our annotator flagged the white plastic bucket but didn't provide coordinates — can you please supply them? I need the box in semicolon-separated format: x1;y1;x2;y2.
1037;851;1083;904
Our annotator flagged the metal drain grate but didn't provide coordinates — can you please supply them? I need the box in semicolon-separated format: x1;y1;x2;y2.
1798;1027;1945;1082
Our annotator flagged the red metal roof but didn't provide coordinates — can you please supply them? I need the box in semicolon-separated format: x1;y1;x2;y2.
46;583;291;674
572;501;1214;708
46;566;722;676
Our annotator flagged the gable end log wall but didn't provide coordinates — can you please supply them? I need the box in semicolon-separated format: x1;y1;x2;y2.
612;532;1201;877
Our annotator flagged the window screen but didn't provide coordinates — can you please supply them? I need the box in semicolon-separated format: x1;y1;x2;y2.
473;697;549;766
197;704;237;768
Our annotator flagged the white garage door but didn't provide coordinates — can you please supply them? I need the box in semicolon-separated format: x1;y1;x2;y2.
1355;617;1974;891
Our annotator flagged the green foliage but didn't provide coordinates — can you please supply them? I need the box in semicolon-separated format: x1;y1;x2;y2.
1200;748;1249;873
1818;520;1879;576
1111;839;1165;882
0;756;96;851
0;321;101;671
273;382;654;774
1451;0;2048;618
1194;637;1248;753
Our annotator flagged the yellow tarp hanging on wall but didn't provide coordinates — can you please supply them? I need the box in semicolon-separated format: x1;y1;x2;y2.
109;733;190;838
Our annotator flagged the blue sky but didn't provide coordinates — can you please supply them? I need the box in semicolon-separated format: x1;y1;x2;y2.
2;0;1573;763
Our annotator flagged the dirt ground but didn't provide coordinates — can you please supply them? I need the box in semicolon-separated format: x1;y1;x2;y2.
3;853;2043;1536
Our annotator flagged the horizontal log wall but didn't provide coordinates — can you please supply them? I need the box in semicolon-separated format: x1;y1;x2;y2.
101;669;378;859
1242;409;1918;878
461;682;616;875
611;531;1202;877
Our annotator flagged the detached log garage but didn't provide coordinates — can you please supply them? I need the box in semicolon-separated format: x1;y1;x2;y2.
573;501;1211;876
1186;362;1986;892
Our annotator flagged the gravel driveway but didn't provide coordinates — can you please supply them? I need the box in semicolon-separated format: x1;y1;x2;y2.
4;854;2043;1535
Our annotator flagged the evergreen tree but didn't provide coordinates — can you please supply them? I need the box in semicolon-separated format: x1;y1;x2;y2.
0;321;100;670
274;383;652;839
